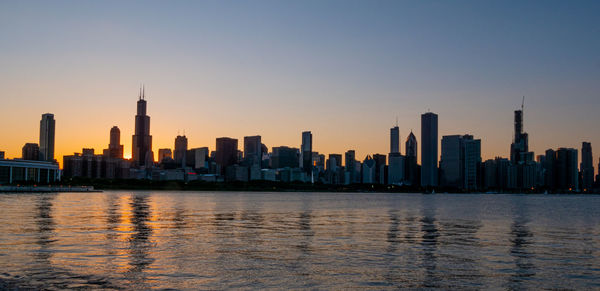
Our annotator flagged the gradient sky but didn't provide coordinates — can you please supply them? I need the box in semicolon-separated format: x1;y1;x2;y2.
1;0;599;168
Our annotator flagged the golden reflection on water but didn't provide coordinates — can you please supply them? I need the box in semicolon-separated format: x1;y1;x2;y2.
0;192;598;289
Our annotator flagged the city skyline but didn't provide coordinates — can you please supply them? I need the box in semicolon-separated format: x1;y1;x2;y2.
1;1;599;166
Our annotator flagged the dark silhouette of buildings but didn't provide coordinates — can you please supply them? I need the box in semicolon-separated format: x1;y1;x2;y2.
22;143;40;161
581;142;594;191
103;126;124;159
215;137;238;175
158;149;172;163
405;131;418;186
390;126;400;154
174;135;188;168
271;146;299;169
243;135;262;166
132;87;153;167
301;131;313;178
39;113;55;162
421;112;438;187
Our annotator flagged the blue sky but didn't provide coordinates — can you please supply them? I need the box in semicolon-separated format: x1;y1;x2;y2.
0;0;599;164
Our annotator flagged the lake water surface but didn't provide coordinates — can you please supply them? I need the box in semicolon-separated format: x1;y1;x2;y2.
0;191;598;290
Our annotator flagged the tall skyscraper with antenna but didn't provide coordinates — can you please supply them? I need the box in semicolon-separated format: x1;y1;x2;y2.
132;86;153;167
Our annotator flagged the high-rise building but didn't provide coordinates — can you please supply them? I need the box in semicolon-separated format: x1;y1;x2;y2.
406;131;417;159
388;153;405;185
373;154;387;184
187;147;209;169
0;151;4;159
405;131;418;186
554;148;579;191
39;113;55;162
362;155;376;184
301;131;313;176
158;149;172;163
103;126;124;159
345;150;359;184
440;135;463;188
421;112;438;187
215;137;238;175
132;87;153;167
22;143;40;161
174;135;188;168
327;154;342;171
581;142;594;191
244;135;262;166
390;126;400;154
463;135;481;190
271;146;299;169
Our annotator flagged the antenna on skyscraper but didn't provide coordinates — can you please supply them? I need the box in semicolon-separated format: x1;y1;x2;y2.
395;116;398;127
142;84;145;100
139;85;142;100
521;96;525;111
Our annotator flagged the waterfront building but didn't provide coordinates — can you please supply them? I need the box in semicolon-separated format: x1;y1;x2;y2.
581;142;594;191
301;131;313;177
103;126;124;159
388;153;405;185
132;87;153;167
421;112;438;187
390;126;400;154
463;136;481;190
405;131;418;186
187;147;209;169
215;137;238;175
39;113;55;162
0;159;60;184
271;146;299;169
244;135;262;166
361;156;376;184
440;135;463;188
373;154;387;184
158;149;172;163
174;135;188;168
22;143;40;161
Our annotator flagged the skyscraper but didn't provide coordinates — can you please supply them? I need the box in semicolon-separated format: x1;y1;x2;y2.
39;113;55;162
463;135;481;190
215;137;238;175
301;131;313;176
22;143;40;161
390;126;400;154
581;142;594;191
405;131;418;186
132;87;153;167
103;126;124;159
244;135;262;166
174;135;188;168
510;98;532;165
158;148;172;163
421;112;438;187
440;135;463;188
405;131;417;159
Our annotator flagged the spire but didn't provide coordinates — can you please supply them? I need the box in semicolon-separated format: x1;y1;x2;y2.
395;116;398;127
522;96;525;112
138;85;142;100
142;84;145;100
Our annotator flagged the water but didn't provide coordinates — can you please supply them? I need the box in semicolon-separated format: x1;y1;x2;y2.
0;191;598;290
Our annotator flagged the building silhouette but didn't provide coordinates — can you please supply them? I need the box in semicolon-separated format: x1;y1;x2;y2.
158;149;172;163
22;143;40;161
39;113;55;162
244;135;262;166
440;135;463;188
174;135;188;168
421;112;438;187
103;126;124;159
463;135;481;190
390;126;400;154
215;137;238;175
271;146;299;169
132;87;153;167
301;131;313;177
581;142;594;191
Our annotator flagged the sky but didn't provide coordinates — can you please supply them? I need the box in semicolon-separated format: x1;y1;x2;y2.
0;0;599;168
